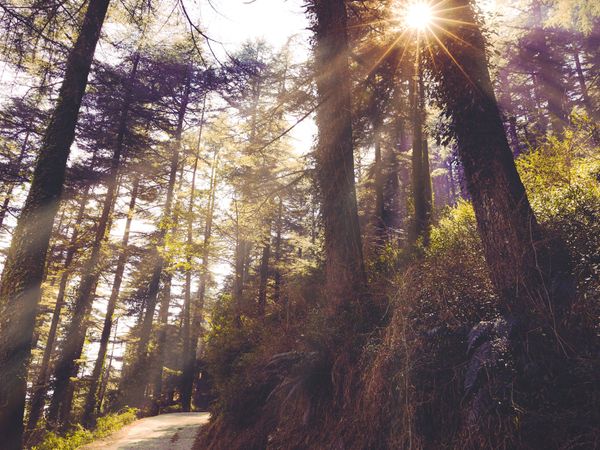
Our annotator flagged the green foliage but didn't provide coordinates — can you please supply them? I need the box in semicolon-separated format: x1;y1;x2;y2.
32;408;138;450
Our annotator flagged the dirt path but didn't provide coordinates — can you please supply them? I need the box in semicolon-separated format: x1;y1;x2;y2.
80;412;209;450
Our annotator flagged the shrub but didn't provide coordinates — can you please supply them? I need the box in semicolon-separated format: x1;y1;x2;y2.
32;408;138;450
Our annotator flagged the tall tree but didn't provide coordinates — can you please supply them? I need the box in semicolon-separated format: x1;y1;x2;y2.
47;53;140;429
309;0;367;317
82;175;140;426
431;0;573;330
119;63;192;409
0;0;111;446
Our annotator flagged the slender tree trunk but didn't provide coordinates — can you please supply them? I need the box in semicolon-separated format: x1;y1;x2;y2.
121;69;191;409
97;319;118;413
0;131;30;233
272;197;283;304
0;0;110;443
498;70;522;155
573;49;594;119
26;183;92;434
180;102;206;411
410;59;432;246
257;243;271;316
149;274;172;415
82;176;139;427
435;0;573;329
311;0;367;319
373;127;385;240
180;147;218;411
530;0;568;134
47;54;139;430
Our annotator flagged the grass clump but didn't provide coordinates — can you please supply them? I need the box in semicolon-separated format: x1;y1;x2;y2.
32;408;138;450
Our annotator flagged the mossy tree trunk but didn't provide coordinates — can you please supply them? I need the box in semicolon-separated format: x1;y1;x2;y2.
0;0;110;446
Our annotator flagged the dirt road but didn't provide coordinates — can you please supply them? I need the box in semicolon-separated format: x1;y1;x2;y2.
80;412;209;450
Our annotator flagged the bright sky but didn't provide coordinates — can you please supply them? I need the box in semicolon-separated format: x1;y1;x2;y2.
197;0;311;57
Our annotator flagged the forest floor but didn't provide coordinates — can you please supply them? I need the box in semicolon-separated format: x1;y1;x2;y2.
80;412;210;450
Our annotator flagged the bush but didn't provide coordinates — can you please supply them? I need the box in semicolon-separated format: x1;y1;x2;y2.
32;408;138;450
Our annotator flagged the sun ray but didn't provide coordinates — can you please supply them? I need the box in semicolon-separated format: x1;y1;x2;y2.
427;29;477;88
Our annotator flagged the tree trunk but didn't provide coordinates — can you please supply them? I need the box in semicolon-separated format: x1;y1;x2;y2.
0;0;110;444
97;318;119;413
120;68;190;409
272;197;283;304
311;0;367;319
573;48;594;119
373;127;386;241
434;0;573;329
530;0;568;134
257;243;271;316
149;274;172;416
47;53;139;430
26;183;92;434
82;176;139;427
180;102;205;411
180;146;218;411
410;60;432;246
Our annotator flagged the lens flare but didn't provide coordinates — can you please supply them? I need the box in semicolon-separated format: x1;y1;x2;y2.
404;2;434;30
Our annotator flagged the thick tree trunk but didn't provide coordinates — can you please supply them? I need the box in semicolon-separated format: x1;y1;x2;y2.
26;183;92;434
435;0;573;329
47;54;139;430
311;0;367;317
0;0;110;445
82;176;139;427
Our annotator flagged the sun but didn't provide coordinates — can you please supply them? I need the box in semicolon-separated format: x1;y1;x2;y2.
404;2;434;31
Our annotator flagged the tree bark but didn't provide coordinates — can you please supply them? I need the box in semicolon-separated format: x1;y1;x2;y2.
434;0;573;329
82;176;139;427
0;0;110;445
311;0;367;318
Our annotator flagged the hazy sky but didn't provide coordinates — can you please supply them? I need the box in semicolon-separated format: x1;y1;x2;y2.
198;0;311;57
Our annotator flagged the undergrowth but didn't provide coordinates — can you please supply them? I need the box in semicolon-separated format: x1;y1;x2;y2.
31;408;138;450
195;121;600;449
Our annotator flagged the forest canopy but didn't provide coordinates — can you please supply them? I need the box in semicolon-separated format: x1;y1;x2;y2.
0;0;598;449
